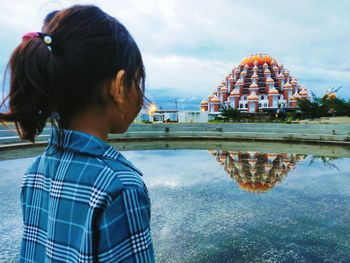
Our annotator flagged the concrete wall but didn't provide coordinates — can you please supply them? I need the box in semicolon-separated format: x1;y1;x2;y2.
178;111;208;123
1;123;350;147
110;123;350;143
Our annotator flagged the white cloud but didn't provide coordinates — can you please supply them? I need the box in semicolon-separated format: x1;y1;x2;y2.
0;0;349;99
143;53;232;94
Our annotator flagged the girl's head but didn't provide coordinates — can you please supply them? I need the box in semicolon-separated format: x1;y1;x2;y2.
0;5;146;141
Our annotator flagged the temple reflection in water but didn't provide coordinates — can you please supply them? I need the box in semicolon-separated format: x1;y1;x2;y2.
209;150;307;193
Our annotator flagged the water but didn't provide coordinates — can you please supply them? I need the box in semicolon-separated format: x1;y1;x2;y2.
1;146;350;262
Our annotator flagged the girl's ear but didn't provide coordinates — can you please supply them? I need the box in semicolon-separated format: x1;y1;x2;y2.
109;70;126;105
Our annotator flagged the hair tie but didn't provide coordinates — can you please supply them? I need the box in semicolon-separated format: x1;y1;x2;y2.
22;32;39;40
22;32;53;51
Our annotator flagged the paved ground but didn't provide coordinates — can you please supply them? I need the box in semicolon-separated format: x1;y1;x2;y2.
300;116;350;124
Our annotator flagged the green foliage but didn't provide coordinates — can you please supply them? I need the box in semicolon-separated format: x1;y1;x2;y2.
297;98;328;118
141;120;152;124
323;97;350;116
298;91;350;118
285;112;295;123
208;119;225;123
220;105;241;121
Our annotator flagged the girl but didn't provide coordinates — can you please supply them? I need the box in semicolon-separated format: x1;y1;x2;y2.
0;5;154;262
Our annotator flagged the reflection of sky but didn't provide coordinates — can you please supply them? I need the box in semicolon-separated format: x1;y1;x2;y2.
124;150;350;262
122;150;227;188
1;151;350;262
123;150;350;196
279;157;350;196
0;157;34;262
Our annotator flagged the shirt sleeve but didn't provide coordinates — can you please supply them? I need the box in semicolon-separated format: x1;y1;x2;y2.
96;188;155;262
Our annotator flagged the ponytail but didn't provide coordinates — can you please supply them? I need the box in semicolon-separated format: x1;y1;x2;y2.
0;34;54;142
1;5;146;142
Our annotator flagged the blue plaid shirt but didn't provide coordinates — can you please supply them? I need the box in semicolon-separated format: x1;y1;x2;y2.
19;127;155;262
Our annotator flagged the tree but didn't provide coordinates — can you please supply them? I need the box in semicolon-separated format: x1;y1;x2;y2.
220;105;240;121
297;92;328;118
298;91;350;118
322;97;350;116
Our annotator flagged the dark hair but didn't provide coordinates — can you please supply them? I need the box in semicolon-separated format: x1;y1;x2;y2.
0;5;146;142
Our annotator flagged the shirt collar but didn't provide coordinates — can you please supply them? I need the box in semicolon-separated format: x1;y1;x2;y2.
47;127;143;176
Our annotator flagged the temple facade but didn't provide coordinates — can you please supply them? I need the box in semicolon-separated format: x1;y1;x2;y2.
201;53;309;113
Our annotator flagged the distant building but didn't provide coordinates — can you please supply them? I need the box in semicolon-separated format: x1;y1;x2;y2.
136;110;212;123
151;110;179;122
201;53;309;113
178;111;215;123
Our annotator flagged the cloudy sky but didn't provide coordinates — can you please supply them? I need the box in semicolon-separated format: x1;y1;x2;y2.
1;0;349;109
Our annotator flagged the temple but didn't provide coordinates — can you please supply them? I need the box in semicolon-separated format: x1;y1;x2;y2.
209;150;306;193
201;53;309;113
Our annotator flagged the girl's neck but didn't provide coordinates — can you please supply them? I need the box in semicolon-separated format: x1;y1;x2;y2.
67;109;110;142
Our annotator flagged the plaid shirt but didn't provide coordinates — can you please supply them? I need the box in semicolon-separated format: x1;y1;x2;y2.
19;127;155;262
